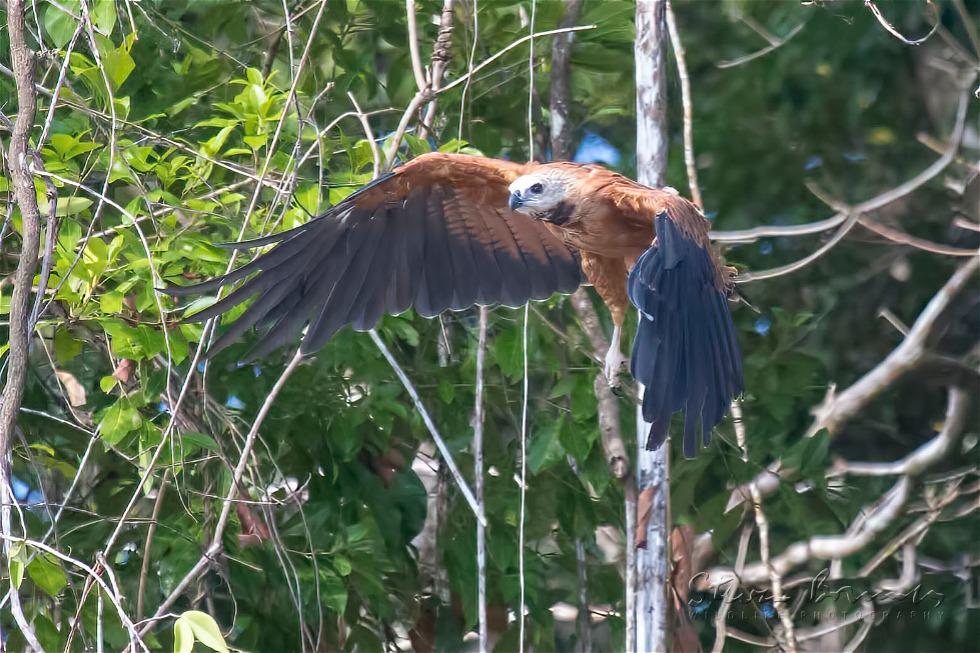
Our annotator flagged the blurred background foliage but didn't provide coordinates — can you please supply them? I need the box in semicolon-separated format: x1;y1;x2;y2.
0;0;977;651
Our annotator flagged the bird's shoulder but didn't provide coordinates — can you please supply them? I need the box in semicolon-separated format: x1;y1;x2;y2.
351;152;536;207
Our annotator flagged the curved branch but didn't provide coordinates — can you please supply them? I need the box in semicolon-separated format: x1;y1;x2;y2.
700;386;971;590
865;0;939;46
713;83;973;247
810;257;978;435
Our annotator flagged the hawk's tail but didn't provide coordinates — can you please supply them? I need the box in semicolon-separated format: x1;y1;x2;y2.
628;215;744;458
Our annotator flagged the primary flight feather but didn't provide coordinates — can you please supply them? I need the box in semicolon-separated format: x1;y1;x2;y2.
167;152;744;456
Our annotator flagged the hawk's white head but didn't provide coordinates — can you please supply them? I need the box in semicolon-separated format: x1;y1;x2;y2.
507;169;573;217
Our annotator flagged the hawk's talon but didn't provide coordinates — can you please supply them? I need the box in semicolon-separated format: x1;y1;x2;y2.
603;346;628;387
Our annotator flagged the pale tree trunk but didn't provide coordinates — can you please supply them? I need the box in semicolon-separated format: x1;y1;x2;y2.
634;1;670;651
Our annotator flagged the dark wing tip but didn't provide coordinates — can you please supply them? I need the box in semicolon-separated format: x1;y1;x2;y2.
629;208;744;458
162;281;211;297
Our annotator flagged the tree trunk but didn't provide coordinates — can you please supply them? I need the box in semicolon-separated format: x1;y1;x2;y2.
634;1;670;651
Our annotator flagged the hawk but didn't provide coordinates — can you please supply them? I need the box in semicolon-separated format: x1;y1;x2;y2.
167;153;743;456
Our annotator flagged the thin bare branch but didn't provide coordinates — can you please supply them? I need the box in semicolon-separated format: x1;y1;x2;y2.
405;0;429;92
700;386;971;589
717;22;806;69
419;0;457;141
810;257;978;435
369;329;486;526
665;0;703;209
713;82;973;246
865;0;939;46
139;348;307;635
710;523;752;653
472;307;489;653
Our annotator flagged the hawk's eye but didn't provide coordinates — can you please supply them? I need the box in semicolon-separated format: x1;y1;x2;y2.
529;183;544;194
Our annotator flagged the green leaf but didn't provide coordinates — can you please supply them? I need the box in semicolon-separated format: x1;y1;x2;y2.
403;133;431;157
54;328;84;363
91;0;116;34
27;553;67;597
243;134;268;150
8;542;25;589
558;417;595;464
100;292;124;314
528;417;566;473
173;616;194;653
437;378;455;404
102;39;136;88
332;555;352;576
801;430;831;476
548;375;578;399
43;0;80;49
318;568;348;614
48;197;93;217
181;432;219;452
99;399;142;445
178;611;229;653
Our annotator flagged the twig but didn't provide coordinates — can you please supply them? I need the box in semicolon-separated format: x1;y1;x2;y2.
865;0;939;46
810;258;978;435
405;0;429;93
82;1;333;593
700;387;971;589
472;307;489;652
712;400;753;653
519;4;536;648
139;348;307;635
712;82;973;246
567;292;629;477
518;302;530;653
28;155;58;329
732;400;797;650
859;217;979;257
369;330;486;526
574;536;592;652
739;419;797;650
731;254;978;513
136;475;169;622
710;523;752;653
831;386;975;478
37;22;83;147
438;24;596;97
418;0;457;140
348;91;381;179
77;0;175;410
737;207;863;283
665;0;702;210
950;0;980;55
0;535;147;651
455;0;479;143
717;22;806;69
1;2;46;649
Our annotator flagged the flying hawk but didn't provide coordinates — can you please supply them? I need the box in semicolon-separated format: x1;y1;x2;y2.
167;153;743;456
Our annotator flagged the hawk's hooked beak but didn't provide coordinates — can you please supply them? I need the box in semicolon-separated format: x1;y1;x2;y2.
508;191;523;211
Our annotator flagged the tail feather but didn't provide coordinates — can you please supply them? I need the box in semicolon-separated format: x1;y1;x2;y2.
628;214;744;457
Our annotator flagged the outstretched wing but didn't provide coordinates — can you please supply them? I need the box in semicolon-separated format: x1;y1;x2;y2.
166;153;583;361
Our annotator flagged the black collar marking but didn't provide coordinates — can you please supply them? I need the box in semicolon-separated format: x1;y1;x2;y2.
535;201;574;226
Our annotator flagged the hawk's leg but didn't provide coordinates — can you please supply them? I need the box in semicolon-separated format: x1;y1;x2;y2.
580;252;631;386
603;324;628;386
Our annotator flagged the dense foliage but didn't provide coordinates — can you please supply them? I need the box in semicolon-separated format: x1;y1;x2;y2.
1;0;977;651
